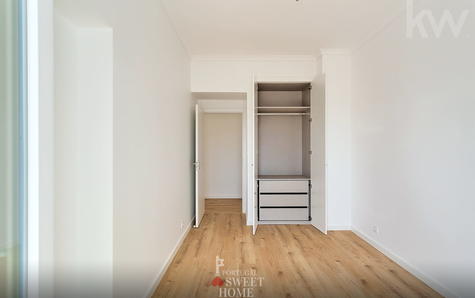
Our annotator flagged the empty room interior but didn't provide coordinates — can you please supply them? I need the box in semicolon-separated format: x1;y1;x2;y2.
1;0;475;297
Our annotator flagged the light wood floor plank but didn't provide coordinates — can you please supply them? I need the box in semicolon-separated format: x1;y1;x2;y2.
153;199;441;298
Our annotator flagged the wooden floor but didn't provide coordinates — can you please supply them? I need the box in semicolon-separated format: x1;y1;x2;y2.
154;199;441;298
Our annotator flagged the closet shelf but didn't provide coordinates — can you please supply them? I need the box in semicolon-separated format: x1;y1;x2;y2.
258;113;309;116
257;106;310;113
258;175;311;181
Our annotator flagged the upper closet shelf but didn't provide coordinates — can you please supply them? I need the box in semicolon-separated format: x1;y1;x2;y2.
257;106;310;113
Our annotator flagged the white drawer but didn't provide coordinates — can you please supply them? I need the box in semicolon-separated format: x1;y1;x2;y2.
259;208;309;221
260;194;308;207
259;180;308;193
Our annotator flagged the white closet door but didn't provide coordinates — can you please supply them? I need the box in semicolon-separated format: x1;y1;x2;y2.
253;82;259;235
248;79;258;235
194;104;205;227
311;75;327;234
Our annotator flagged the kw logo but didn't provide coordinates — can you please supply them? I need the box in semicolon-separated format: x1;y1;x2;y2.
406;0;471;38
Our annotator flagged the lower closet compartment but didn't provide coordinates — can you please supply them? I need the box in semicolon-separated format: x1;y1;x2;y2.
259;180;308;193
259;194;308;207
257;176;311;221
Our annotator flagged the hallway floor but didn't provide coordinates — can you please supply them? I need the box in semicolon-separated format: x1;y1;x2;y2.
153;199;440;297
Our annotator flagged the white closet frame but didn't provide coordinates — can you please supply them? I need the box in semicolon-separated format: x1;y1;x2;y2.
247;74;327;235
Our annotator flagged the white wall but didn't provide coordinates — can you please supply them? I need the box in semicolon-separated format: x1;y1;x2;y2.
198;99;246;113
54;14;113;298
203;114;242;198
54;1;194;298
112;3;193;297
191;56;317;92
351;1;475;296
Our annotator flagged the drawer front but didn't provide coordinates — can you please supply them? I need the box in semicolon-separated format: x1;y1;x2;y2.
260;194;308;207
259;208;309;221
259;180;308;193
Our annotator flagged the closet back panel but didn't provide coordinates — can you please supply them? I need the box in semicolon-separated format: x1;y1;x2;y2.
258;91;303;107
258;116;303;175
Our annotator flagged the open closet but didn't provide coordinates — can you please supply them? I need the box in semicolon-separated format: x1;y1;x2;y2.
256;83;312;221
251;78;326;234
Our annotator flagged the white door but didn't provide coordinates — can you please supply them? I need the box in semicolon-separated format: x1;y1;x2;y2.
248;79;258;235
194;104;205;227
311;75;327;234
253;82;259;235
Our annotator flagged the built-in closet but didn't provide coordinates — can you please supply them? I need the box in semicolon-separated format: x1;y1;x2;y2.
255;83;312;222
194;77;327;235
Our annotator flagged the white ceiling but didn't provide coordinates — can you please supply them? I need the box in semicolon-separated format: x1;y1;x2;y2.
161;0;404;55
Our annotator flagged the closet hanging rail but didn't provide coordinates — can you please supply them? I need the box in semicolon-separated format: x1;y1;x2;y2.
257;106;310;113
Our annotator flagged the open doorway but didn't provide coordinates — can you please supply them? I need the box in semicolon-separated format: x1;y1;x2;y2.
193;95;247;228
203;113;242;216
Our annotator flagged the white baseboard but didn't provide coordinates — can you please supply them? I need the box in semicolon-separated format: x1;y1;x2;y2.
244;224;352;230
328;225;351;231
352;227;455;298
145;217;194;298
258;220;311;225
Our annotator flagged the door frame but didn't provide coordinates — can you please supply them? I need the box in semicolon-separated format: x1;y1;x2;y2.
26;0;56;296
26;0;41;297
194;104;205;227
196;99;247;214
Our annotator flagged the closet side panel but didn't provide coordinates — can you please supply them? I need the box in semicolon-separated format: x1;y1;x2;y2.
302;89;311;177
